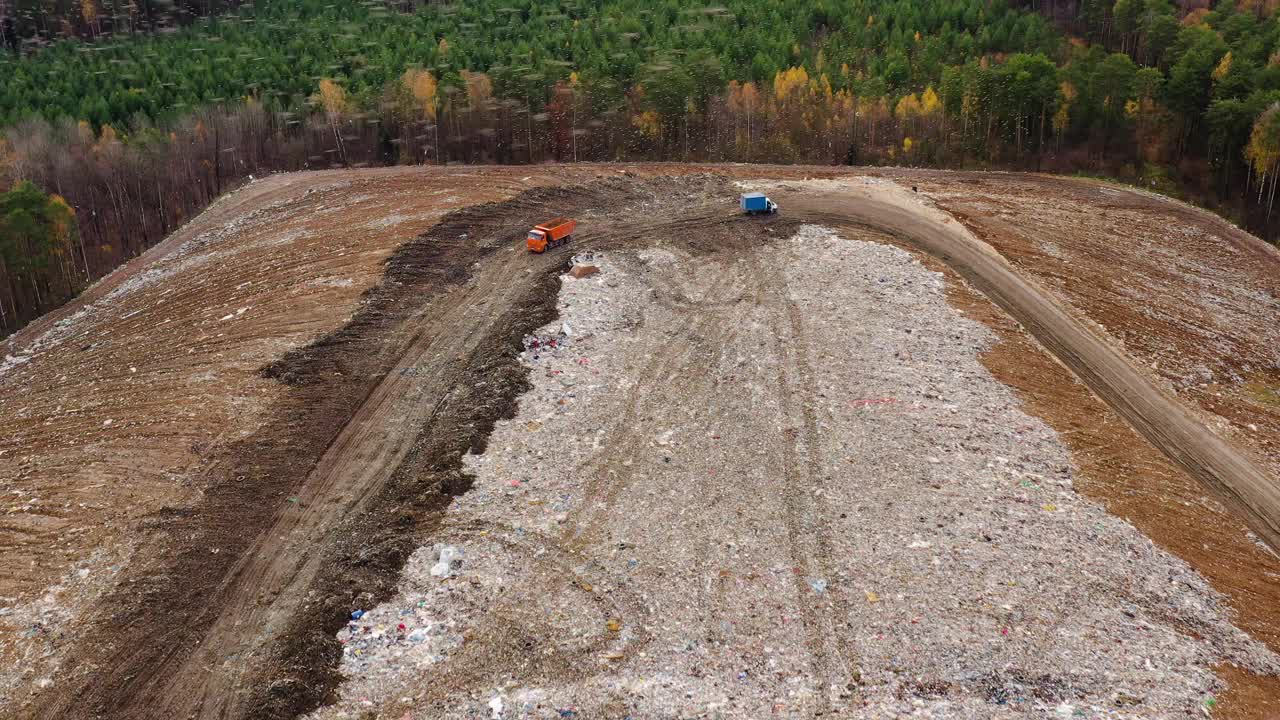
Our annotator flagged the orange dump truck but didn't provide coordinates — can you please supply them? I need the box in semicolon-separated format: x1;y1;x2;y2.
526;217;576;253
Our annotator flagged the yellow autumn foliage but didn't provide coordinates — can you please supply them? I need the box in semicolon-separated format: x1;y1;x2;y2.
895;93;921;118
1053;103;1071;135
920;86;941;115
462;69;493;110
1246;104;1280;179
632;110;661;140
1213;51;1232;81
316;78;349;118
774;66;810;100
402;68;439;121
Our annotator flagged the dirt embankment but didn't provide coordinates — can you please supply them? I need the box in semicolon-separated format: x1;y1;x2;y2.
909;172;1280;490
0;167;569;714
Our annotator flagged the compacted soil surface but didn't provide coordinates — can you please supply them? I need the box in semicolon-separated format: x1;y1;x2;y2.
1;165;1278;719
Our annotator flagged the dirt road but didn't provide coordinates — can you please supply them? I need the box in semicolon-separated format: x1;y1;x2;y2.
779;184;1280;553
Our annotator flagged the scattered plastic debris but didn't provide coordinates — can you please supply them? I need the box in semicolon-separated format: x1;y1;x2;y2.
429;545;464;579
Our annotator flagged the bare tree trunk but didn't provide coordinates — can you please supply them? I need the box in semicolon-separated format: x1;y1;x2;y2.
329;118;347;167
76;227;91;281
683;115;689;160
1264;166;1274;219
0;257;8;331
214;120;223;194
1038;104;1046;171
156;179;167;235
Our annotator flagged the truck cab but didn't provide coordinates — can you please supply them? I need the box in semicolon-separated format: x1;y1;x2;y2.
527;228;549;253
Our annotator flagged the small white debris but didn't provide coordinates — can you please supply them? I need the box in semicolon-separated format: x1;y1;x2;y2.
430;545;464;578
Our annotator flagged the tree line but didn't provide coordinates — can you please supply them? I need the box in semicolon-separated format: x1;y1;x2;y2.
3;0;1280;336
1;0;250;52
0;178;79;331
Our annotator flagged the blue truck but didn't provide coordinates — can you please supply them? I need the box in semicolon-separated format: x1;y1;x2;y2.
740;192;778;215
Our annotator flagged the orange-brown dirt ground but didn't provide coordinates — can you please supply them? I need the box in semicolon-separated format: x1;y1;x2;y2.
1;164;1278;718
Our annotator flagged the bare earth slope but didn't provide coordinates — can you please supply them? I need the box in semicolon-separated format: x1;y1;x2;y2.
1;165;1278;719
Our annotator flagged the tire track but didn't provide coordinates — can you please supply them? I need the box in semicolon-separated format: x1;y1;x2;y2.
743;244;857;714
378;518;654;700
558;208;761;553
560;263;747;553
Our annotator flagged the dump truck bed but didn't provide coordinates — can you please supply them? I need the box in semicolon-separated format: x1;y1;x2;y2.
535;217;574;234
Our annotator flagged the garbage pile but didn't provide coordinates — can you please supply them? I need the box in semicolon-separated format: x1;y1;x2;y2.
520;331;569;363
310;235;1279;719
